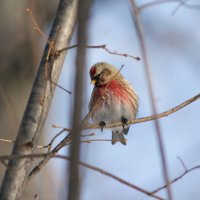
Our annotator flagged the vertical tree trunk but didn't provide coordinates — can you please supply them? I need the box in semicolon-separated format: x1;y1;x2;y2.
0;0;78;199
67;1;91;200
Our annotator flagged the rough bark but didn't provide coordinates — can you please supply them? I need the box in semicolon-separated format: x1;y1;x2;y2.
0;0;78;199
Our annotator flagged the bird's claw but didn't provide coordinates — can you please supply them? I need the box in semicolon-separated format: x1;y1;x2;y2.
121;117;128;129
99;121;106;132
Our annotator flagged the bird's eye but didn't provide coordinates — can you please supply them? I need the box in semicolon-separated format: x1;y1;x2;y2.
98;73;103;78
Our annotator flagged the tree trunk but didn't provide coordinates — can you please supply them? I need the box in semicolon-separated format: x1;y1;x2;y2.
0;0;78;199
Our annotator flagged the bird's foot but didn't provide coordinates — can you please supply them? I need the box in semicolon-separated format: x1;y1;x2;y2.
99;121;106;132
122;117;130;135
121;117;128;129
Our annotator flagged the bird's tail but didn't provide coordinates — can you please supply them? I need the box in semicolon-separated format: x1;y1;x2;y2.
112;129;128;145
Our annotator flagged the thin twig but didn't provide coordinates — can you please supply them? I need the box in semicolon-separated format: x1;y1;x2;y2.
0;153;164;200
58;44;140;61
26;8;72;96
152;159;200;194
140;0;200;11
0;138;15;144
0;129;66;151
78;159;164;200
27;133;72;181
81;138;127;144
0;138;48;149
107;64;124;84
80;133;95;137
172;0;188;15
26;8;50;43
26;8;140;63
177;156;187;171
37;129;66;152
50;80;72;94
140;0;179;10
46;129;66;152
52;124;72;131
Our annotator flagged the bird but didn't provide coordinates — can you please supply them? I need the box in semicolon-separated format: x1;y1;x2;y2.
88;62;138;145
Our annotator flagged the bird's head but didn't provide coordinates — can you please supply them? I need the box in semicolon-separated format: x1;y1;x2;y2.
89;62;121;87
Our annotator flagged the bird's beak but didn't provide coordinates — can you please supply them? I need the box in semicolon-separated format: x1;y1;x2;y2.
90;79;96;85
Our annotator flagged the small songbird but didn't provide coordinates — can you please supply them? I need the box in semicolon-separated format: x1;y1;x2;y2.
89;62;138;145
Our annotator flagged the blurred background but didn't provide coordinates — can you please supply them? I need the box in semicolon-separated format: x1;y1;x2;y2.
0;0;200;199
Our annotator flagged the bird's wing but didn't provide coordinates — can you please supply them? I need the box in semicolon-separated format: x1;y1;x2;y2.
122;79;139;116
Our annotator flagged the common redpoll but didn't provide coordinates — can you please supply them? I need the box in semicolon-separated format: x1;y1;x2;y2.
89;62;138;145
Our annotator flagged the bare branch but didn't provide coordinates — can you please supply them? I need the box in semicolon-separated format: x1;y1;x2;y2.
27;133;72;181
177;156;188;172
37;129;66;152
84;92;200;129
24;92;200;184
140;0;200;11
22;88;200;195
0;138;15;144
58;44;140;61
77;159;164;200
0;129;66;151
50;80;72;94
52;124;72;131
86;45;140;61
80;138;127;144
26;8;72;96
21;91;200;197
26;8;50;43
130;1;173;199
171;0;188;15
140;0;179;10
0;153;165;200
152;160;200;194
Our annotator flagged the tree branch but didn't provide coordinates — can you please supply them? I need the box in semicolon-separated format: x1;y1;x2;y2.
57;44;140;61
27;133;72;182
2;92;200;149
0;0;78;199
84;92;200;129
152;159;200;194
25;92;200;185
130;1;173;199
0;154;165;200
139;0;200;11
